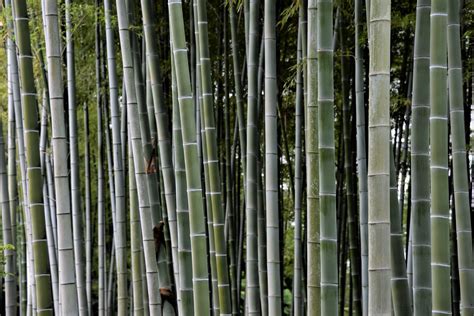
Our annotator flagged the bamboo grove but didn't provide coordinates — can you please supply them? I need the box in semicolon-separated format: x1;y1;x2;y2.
0;0;472;315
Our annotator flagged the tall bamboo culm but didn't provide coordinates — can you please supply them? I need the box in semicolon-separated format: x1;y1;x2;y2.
411;1;432;314
103;0;128;312
447;0;474;314
317;0;338;314
13;0;53;313
264;0;282;314
354;0;368;313
368;0;391;315
429;1;452;314
65;0;88;313
293;4;305;315
246;0;261;314
307;1;321;314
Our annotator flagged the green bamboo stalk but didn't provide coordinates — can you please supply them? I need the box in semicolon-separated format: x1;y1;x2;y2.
354;0;368;313
195;0;232;313
129;146;144;316
83;102;92;316
115;0;163;313
228;1;247;175
43;156;59;314
293;4;305;314
103;0;128;312
171;44;194;315
97;80;106;316
264;0;282;314
65;1;87;313
368;0;391;314
447;0;474;314
0;119;16;315
191;3;219;314
317;0;338;313
389;151;412;315
341;17;362;314
410;1;432;314
167;1;212;314
307;0;321;314
13;0;53;313
429;1;451;314
42;1;80;313
5;7;18;311
246;0;261;313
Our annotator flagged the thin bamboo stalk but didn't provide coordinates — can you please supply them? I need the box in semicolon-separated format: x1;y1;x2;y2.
447;0;474;313
293;5;305;314
0;120;16;315
389;151;412;315
354;0;368;313
103;1;128;312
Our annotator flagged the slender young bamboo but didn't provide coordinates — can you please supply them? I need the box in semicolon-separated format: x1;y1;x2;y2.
317;0;338;313
65;1;87;313
368;0;391;314
43;155;59;314
0;120;16;315
257;38;267;312
429;1;452;314
389;151;412;315
13;0;53;313
103;0;128;312
341;22;362;315
264;0;282;312
98;95;106;316
293;5;304;315
246;0;261;313
195;0;232;313
354;0;368;313
307;1;321;314
171;46;194;315
167;1;212;314
447;0;474;313
228;1;247;174
410;1;432;314
84;102;92;316
129;148;144;316
5;6;18;311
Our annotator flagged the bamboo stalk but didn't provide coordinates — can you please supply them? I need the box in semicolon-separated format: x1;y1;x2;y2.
410;1;432;314
13;0;53;313
368;0;391;314
429;1;452;314
447;0;474;313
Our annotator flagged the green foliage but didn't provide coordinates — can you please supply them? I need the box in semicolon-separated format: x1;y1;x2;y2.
0;244;15;277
